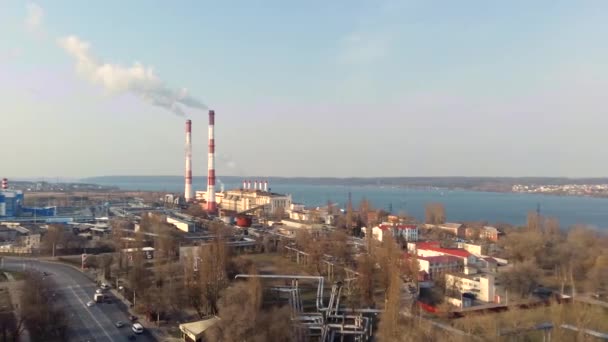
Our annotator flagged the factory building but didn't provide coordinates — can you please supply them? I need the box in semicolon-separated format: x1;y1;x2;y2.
0;190;24;218
196;188;292;215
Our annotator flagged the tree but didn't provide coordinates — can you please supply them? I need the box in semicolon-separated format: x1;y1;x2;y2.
207;275;294;342
41;225;64;256
358;198;372;228
356;253;375;308
185;204;207;218
425;203;445;225
377;234;405;342
199;232;230;315
20;272;68;341
498;260;541;298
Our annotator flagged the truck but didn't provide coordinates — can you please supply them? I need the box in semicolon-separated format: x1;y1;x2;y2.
94;293;104;303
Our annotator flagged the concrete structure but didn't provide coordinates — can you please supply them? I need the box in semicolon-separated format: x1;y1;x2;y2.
436;222;465;237
184;119;193;202
167;216;195;233
417;255;464;280
445;272;497;303
196;189;292;216
206;110;217;213
362;223;418;242
179;316;220;342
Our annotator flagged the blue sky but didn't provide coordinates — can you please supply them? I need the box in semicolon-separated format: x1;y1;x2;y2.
1;1;607;178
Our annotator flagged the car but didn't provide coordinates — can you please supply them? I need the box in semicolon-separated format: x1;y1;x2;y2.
100;283;110;290
129;315;138;322
131;323;144;334
86;301;95;307
115;321;125;328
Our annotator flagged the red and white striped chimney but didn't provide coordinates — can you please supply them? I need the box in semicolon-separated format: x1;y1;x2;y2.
206;110;217;213
184;120;193;202
1;178;7;190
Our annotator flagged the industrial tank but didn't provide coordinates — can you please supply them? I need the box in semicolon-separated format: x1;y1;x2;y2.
236;215;252;227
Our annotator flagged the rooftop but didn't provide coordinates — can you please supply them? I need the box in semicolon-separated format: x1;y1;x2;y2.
417;255;463;264
419;246;472;258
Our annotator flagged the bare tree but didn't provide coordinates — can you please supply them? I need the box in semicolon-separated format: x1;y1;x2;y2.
199;231;230;315
425;203;445;225
20;272;68;341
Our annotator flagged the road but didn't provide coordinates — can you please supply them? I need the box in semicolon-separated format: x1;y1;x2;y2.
3;257;156;342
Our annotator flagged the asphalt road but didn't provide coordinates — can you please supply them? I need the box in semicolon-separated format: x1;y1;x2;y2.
3;257;156;342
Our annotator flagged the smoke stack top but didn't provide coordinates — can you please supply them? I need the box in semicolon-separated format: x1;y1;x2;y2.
1;178;7;190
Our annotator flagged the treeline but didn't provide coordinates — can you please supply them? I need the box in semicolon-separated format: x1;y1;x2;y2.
497;213;608;299
84;175;608;189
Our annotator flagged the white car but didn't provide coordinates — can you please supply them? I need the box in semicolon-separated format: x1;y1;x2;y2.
100;283;110;290
132;323;144;334
86;301;95;307
95;289;103;294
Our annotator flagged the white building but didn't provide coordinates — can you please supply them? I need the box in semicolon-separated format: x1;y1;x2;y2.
417;255;464;280
362;223;418;242
196;189;292;215
445;272;497;303
167;216;195;233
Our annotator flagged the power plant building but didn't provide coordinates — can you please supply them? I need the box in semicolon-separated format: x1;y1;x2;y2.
0;190;24;218
196;188;292;215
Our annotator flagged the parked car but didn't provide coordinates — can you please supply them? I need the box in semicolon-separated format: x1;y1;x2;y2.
129;315;138;322
132;323;144;334
86;301;95;307
100;283;111;290
115;321;125;328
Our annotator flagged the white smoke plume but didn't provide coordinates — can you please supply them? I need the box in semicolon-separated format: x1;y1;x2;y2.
58;35;206;115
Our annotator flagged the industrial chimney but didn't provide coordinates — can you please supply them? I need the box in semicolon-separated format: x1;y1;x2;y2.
184;120;193;202
247;180;252;190
1;178;7;190
206;110;217;213
242;180;247;190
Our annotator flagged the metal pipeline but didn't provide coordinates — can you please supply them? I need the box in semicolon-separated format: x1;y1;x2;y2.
235;274;326;311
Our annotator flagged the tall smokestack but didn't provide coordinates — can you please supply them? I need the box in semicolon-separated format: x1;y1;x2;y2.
1;178;7;190
206;110;217;213
248;180;251;190
264;180;268;192
184;120;193;202
242;180;246;190
254;180;258;191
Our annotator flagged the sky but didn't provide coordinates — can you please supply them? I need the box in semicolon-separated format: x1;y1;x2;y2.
0;0;607;179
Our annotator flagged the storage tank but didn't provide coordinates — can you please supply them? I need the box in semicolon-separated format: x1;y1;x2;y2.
236;215;252;227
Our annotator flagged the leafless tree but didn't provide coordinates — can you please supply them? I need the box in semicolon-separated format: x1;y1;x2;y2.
424;203;445;225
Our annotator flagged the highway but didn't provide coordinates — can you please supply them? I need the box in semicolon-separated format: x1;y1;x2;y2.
3;257;156;342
